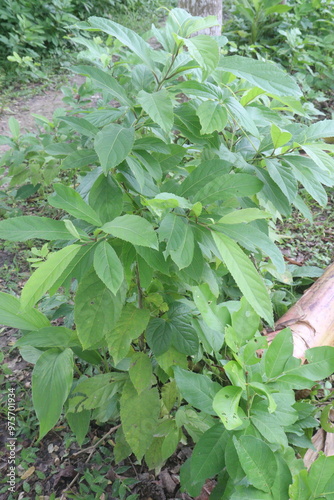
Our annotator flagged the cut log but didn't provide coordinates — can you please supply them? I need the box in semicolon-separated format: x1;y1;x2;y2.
264;262;334;465
265;262;334;358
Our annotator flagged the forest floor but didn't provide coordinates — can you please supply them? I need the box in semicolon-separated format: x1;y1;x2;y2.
1;46;334;500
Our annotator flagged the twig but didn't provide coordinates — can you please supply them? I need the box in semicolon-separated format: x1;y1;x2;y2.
61;424;121;496
72;424;121;458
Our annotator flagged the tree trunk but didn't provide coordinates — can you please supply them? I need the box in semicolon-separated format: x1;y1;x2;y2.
178;0;222;36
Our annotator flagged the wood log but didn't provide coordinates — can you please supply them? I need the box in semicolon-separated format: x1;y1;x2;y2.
264;262;334;464
265;262;334;358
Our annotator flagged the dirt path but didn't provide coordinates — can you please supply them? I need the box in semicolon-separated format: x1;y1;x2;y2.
0;75;85;153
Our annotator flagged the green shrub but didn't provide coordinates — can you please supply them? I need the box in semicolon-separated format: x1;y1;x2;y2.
1;8;334;498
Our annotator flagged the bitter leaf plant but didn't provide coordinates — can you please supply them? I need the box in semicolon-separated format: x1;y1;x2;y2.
1;8;334;498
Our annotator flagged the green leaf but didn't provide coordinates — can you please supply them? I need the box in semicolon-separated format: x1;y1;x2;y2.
107;304;150;364
68;373;124;412
74;269;123;349
158;213;194;269
59;116;99;137
250;405;288;448
214;222;285;274
190;424;229;484
138;89;174;133
225;97;259;137
233;435;277;493
93;240;124;295
146;317;173;356
303;119;334;142
289;470;312;500
169;303;199;355
88;17;157;71
102;214;158;249
212;232;273;325
219;56;302;97
15;327;78;348
183;35;219;79
94;124;135;173
308;454;334;498
253;166;291;216
213;386;244;430
264;328;294;378
61;149;99;170
120;382;160;460
89;173;123;224
192;284;229;331
284;156;328;206
174;366;221;415
270;124;292;148
129;352;152;394
177;159;231;198
48;184;102;226
0;216;73;242
265;159;298;203
195;174;263;204
196;101;228;134
0;292;50;331
219;208;270;225
72;65;132;106
67;410;90;446
32;348;73;439
135;246;170;275
21;245;82;309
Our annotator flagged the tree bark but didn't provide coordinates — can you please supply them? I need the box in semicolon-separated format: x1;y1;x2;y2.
263;262;334;464
178;0;222;36
264;262;334;359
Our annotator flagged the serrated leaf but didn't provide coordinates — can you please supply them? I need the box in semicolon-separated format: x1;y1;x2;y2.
68;373;123;412
220;56;302;97
21;245;81;309
190;423;229;484
108;304;150;364
89;173;123;224
120;382;160;460
158;213;194;269
88;17;157;71
196;101;228;134
169;303;199;355
265;159;298;202
61;149;98;170
174;366;221;415
225;97;259;137
102;214;158;249
271;124;292;148
15;327;78;348
59;116;99;137
219;208;270;225
74;269;123;349
184;35;219;79
146;317;173;356
93;240;124;295
212;232;273;325
48;184;102;226
195;173;263;204
178;159;231;198
32;348;73;439
213;386;244;430
233;435;277;493
94;124;135;173
0;216;73;241
138;89;174;133
0;292;50;331
72;65;132;106
129;352;152;394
